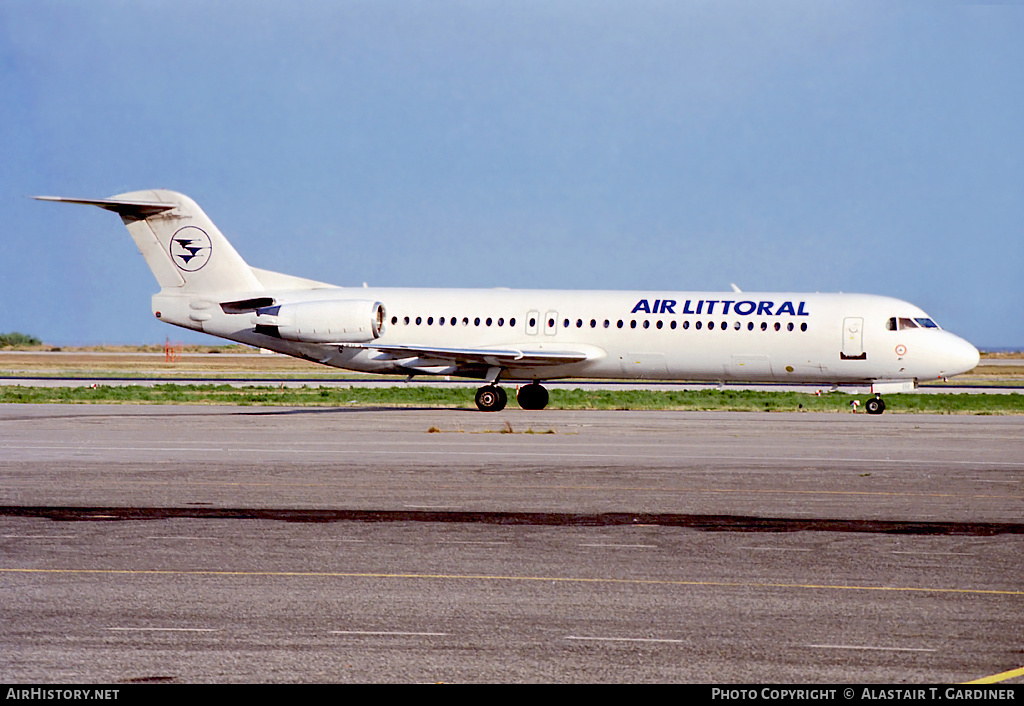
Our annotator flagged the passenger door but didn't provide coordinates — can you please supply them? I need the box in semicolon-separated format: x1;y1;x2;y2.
841;317;865;360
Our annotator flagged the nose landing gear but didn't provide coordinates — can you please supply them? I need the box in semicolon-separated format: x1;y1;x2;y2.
864;394;886;415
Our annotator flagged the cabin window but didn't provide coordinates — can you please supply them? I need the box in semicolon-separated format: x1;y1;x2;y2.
656;320;663;329
643;320;650;329
415;316;422;325
617;320;624;328
670;321;677;329
474;317;481;326
761;322;768;331
801;323;807;331
695;321;702;330
510;318;516;327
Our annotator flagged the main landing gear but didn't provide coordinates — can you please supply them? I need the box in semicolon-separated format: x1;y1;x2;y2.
516;382;549;411
474;385;507;412
473;383;550;412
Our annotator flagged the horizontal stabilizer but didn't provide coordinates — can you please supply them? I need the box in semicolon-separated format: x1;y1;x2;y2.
34;196;176;221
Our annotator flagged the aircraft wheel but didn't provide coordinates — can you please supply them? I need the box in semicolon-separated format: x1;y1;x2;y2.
475;385;507;412
517;383;550;410
865;396;886;415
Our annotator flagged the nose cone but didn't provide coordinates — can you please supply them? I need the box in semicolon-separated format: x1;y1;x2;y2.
941;335;980;377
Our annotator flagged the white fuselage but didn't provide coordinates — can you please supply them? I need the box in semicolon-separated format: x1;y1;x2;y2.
154;286;980;385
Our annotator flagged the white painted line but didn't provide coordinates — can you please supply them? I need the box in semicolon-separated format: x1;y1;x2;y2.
892;551;973;556
567;635;686;644
106;627;219;632
146;536;212;540
740;547;813;551
579;543;657;549
807;644;936;652
330;630;447;637
2;535;76;539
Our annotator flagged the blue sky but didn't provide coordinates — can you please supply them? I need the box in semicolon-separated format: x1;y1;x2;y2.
2;1;1022;348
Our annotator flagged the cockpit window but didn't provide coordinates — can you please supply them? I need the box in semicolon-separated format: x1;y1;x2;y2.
889;316;940;330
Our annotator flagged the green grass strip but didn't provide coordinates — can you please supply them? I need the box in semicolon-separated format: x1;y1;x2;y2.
1;384;1022;414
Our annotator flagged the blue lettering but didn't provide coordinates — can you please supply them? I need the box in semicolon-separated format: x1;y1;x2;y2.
633;298;807;316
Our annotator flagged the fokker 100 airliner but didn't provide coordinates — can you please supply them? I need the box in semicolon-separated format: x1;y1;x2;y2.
38;190;980;413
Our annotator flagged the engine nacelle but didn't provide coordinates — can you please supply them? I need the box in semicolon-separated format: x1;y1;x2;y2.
253;299;385;343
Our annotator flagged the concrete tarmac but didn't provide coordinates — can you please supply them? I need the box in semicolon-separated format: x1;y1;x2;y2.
0;405;1021;683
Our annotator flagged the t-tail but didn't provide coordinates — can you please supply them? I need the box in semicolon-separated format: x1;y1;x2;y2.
39;190;380;350
37;190;264;295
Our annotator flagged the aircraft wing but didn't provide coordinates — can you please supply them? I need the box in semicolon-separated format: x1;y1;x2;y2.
346;343;594;367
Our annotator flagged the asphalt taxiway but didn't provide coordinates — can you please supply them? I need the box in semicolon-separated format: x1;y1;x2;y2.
1;405;1021;683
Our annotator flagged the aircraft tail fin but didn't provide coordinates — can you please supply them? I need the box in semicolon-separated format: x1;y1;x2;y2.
36;190;264;295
